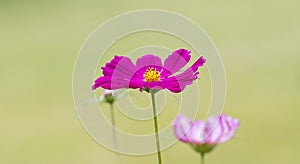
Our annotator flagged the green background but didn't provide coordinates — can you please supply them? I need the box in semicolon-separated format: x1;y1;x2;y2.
1;0;300;163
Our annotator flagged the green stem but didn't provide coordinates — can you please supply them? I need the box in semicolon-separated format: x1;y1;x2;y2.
151;92;162;164
200;152;205;164
110;103;121;164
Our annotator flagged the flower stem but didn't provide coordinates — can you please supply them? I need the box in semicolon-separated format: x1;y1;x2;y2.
151;92;162;164
200;152;205;164
110;103;121;164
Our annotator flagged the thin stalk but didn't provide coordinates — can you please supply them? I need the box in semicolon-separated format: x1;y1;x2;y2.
200;152;205;164
151;92;162;164
110;103;121;164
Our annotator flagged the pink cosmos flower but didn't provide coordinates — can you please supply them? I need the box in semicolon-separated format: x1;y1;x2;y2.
92;49;206;93
173;114;239;153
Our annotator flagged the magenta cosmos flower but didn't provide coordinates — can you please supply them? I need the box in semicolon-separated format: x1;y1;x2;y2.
173;114;239;153
92;49;206;93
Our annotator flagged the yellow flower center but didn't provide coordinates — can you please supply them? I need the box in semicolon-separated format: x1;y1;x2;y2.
143;67;160;82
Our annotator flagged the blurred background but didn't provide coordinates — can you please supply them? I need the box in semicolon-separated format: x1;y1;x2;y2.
1;0;300;163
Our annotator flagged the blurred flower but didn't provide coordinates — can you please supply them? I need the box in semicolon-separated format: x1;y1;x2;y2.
92;48;206;93
99;89;126;104
173;114;239;153
77;89;126;110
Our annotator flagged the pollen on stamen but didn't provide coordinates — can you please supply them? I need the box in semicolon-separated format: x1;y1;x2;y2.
143;67;161;82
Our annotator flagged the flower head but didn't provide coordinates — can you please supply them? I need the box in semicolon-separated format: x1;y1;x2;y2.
99;89;126;104
92;49;206;93
173;114;239;153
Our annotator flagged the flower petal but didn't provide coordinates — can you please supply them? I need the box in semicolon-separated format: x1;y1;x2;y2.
217;114;240;143
205;114;239;144
191;56;206;72
92;56;137;90
205;116;223;144
136;54;163;69
93;76;128;90
173;114;192;143
188;120;205;144
103;89;115;95
164;56;206;93
163;49;191;76
164;68;198;93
